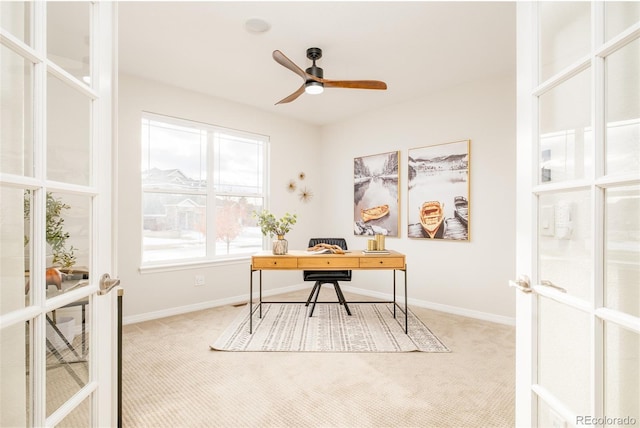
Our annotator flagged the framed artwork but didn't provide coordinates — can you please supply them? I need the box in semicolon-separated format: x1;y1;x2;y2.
354;151;400;237
408;140;470;240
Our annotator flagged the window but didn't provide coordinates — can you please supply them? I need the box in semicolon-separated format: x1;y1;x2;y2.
141;113;266;264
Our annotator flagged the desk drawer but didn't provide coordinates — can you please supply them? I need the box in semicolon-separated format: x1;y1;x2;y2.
359;257;405;269
253;257;298;269
297;257;360;269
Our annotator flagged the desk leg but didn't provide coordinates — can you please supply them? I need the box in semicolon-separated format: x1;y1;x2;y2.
259;270;263;318
46;315;82;360
393;270;397;318
81;304;86;357
46;338;84;387
404;264;408;334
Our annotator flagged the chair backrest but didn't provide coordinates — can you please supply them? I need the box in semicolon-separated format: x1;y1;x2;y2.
308;238;348;250
303;238;352;282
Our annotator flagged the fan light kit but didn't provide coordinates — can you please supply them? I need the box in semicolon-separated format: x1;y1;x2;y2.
273;47;387;104
305;81;324;95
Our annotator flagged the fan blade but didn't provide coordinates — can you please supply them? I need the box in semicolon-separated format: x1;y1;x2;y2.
272;50;319;82
323;80;387;90
275;84;306;105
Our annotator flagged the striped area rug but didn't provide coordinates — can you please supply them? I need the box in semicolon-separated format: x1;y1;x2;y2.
210;303;450;352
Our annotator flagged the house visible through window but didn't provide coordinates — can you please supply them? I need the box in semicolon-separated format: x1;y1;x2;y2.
141;113;266;264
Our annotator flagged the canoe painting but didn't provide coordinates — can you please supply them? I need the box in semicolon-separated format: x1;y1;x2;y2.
454;196;468;226
408;140;470;240
354;151;399;236
361;204;390;222
419;201;445;239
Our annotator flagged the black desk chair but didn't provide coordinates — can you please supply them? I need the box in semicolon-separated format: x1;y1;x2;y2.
304;238;352;317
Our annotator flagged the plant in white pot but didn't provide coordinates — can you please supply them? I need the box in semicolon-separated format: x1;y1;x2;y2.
253;210;297;255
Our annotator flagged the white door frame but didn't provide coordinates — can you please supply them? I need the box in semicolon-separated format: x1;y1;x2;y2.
515;2;640;427
515;3;536;426
0;1;117;426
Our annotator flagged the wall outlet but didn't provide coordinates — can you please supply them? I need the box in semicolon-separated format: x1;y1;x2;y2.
194;275;205;286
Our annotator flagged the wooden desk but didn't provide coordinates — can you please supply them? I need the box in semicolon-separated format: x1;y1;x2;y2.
250;250;408;334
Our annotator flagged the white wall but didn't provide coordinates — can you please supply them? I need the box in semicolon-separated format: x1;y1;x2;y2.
118;72;517;324
319;73;517;321
118;74;323;320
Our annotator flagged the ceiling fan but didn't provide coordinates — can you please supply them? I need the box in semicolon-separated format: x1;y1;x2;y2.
272;47;387;105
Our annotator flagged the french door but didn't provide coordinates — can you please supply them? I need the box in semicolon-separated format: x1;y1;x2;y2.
515;2;639;427
0;1;117;426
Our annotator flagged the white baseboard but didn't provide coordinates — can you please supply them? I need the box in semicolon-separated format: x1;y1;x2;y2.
122;283;308;325
123;282;515;326
340;285;515;326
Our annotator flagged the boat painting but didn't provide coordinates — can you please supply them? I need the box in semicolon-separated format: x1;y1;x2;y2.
419;201;445;239
454;196;468;226
354;151;400;236
408;140;470;240
361;204;390;222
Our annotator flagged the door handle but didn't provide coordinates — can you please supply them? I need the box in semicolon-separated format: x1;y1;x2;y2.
509;275;567;294
539;279;567;293
509;274;533;293
98;273;121;296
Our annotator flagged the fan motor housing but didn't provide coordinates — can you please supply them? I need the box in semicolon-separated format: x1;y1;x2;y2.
306;47;323;78
305;65;323;79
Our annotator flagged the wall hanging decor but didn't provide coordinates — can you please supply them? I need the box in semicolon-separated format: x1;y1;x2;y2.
408;140;470;240
354;151;400;237
299;186;313;203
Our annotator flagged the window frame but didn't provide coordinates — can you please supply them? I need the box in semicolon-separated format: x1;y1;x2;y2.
139;112;269;270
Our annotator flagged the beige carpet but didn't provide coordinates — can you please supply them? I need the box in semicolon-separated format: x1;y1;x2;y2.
211;303;450;352
122;290;515;427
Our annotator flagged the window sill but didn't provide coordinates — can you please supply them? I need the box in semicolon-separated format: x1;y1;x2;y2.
139;256;251;274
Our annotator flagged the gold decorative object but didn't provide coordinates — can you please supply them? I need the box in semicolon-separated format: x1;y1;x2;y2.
287;180;297;192
298;172;306;180
299;187;313;202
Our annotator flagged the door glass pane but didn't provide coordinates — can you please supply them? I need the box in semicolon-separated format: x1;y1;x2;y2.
604;322;640;423
46;297;90;416
0;322;29;427
1;185;30;314
539;69;592;184
538;190;592;301
0;1;31;46
1;45;34;177
605;185;640;318
538;296;591;416
57;396;91;427
47;1;91;85
537;398;569;428
44;192;91;300
605;2;640;42
47;74;91;185
539;2;590;82
605;38;640;176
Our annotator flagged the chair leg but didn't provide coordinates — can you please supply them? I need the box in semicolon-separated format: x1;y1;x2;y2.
333;282;352;316
308;282;322;317
305;282;320;307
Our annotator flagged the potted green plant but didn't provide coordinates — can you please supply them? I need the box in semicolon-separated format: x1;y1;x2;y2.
24;191;77;269
253;210;297;255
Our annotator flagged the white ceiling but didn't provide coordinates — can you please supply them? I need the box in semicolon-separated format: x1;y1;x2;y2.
118;1;516;127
